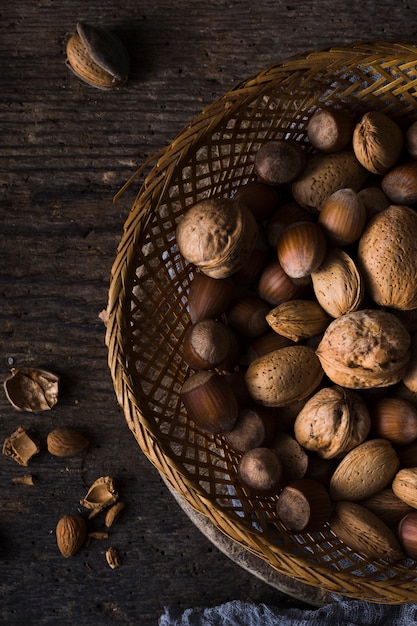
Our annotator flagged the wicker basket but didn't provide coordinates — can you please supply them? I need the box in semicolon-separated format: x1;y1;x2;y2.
106;41;417;604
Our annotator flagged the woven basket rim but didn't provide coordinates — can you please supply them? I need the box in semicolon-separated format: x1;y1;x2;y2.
106;39;417;604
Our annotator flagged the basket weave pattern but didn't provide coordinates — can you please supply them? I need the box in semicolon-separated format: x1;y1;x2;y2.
107;41;417;603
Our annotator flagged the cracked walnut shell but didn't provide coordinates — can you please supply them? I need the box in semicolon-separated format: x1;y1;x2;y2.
4;367;59;412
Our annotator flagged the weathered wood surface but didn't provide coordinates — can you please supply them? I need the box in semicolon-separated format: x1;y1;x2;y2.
1;2;417;624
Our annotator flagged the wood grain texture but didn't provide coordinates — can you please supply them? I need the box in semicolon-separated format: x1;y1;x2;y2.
1;1;417;624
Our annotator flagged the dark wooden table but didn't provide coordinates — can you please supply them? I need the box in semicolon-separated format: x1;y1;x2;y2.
2;2;417;624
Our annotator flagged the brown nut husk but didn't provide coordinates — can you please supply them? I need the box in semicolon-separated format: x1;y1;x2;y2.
66;22;129;90
357;205;417;311
291;150;368;213
316;309;411;389
2;427;41;466
266;299;331;342
329;501;404;561
352;111;404;175
294;386;371;459
329;438;399;501
244;345;323;407
56;514;87;558
4;367;59;412
176;198;258;279
311;248;364;318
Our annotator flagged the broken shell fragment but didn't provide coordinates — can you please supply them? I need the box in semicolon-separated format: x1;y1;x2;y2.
105;502;125;528
11;474;36;486
80;476;118;512
2;427;41;466
4;367;59;412
106;546;122;569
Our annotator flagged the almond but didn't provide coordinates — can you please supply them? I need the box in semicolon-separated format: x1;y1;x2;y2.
329;501;404;561
56;514;87;558
329;438;399;501
291;150;368;212
244;345;324;407
47;428;89;457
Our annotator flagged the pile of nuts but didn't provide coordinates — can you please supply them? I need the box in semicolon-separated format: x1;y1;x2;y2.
175;107;417;562
2;366;124;566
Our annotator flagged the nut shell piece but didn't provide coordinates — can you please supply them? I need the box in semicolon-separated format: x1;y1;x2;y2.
80;476;119;512
4;367;59;412
2;427;41;466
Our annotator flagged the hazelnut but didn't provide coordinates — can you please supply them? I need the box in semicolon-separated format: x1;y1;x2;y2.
180;371;238;434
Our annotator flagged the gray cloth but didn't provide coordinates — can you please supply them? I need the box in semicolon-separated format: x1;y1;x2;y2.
159;599;417;625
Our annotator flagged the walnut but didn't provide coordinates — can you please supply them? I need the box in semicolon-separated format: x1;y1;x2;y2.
175;198;258;278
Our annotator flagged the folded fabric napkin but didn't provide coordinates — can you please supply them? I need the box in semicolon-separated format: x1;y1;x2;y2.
159;599;417;625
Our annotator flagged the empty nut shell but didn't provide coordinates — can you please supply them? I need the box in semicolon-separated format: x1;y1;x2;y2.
80;476;119;512
4;367;59;412
66;22;129;89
